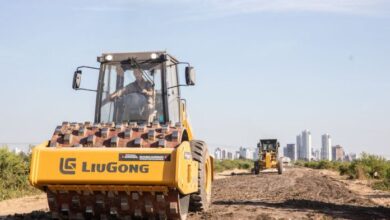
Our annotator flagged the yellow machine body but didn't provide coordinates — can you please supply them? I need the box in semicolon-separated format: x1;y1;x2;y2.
27;52;213;219
254;139;282;175
29;141;198;195
262;152;278;169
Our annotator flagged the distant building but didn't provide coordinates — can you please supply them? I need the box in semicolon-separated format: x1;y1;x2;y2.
312;148;320;161
214;148;222;160
344;154;353;162
227;152;233;160
239;147;254;160
221;149;227;160
233;151;240;159
214;148;237;160
350;153;357;161
285;144;296;161
296;135;302;160
239;147;244;159
343;152;357;162
12;147;22;155
321;134;332;161
301;129;312;161
253;147;259;160
332;145;345;161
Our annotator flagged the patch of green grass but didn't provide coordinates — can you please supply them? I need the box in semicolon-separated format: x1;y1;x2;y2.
0;147;41;201
347;153;390;180
295;160;348;171
372;180;390;191
295;153;390;191
213;159;253;173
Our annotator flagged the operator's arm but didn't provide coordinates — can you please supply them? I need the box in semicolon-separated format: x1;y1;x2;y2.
123;83;139;94
141;88;153;96
110;83;137;99
141;82;154;96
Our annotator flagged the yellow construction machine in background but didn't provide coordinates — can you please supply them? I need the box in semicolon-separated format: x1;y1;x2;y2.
29;51;213;220
253;139;283;175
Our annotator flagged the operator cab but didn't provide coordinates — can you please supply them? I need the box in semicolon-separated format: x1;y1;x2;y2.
258;139;279;152
72;51;196;125
99;57;163;124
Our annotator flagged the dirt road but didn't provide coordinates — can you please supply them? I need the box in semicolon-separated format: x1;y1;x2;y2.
189;167;390;220
1;167;389;219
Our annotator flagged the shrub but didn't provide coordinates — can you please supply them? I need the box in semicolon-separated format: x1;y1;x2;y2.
294;160;305;167
317;160;332;169
298;160;343;170
354;165;368;180
372;180;390;191
0;147;40;200
347;153;390;180
304;161;318;169
294;153;390;187
213;159;254;173
386;167;390;180
338;163;350;176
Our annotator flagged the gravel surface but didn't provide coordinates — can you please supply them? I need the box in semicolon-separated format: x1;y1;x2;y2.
188;167;390;220
1;167;389;220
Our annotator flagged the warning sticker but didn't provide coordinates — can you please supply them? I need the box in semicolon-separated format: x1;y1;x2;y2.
119;153;171;161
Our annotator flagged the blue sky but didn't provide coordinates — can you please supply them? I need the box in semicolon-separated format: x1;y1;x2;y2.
0;0;389;157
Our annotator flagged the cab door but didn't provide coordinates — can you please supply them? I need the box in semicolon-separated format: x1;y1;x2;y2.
165;60;181;124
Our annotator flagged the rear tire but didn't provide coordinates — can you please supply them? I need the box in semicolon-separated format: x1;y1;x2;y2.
277;160;283;175
189;140;212;212
178;194;190;220
254;161;260;175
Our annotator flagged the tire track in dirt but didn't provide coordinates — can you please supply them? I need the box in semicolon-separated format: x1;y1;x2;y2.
188;167;390;220
1;167;389;219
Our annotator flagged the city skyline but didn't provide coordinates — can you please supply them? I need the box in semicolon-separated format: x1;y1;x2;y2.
214;146;256;160
210;128;368;160
0;128;376;160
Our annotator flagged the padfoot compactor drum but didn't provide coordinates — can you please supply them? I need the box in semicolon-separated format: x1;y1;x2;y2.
29;52;213;220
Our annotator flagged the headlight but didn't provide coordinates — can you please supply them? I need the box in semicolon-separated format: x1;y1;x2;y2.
105;54;113;61
150;53;158;59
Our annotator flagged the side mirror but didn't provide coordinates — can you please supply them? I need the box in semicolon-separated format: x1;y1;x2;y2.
72;70;82;89
185;66;196;86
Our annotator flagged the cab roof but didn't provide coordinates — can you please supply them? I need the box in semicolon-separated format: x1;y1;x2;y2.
98;51;179;63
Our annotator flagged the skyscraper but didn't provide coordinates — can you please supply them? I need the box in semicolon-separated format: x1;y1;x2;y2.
221;148;227;160
321;134;332;161
253;147;259;160
227;152;233;160
214;148;222;160
285;144;296;161
332;145;345;161
313;148;320;161
301;129;312;161
239;147;254;160
234;151;241;159
296;135;302;160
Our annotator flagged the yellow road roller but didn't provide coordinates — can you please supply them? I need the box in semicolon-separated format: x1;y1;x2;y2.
29;51;213;219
